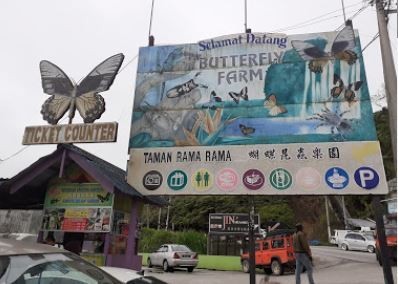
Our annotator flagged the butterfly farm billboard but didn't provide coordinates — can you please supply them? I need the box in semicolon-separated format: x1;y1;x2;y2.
127;26;387;196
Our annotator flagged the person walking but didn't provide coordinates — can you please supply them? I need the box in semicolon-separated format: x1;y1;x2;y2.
293;223;315;284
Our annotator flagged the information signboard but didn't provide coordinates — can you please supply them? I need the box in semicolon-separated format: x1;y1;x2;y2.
128;28;387;195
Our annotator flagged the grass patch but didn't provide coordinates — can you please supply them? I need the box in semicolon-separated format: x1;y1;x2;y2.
139;253;242;271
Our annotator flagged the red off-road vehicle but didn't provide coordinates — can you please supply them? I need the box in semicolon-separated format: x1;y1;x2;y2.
240;229;296;275
375;226;397;266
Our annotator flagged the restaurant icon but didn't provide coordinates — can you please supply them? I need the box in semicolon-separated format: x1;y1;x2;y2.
243;169;264;190
167;170;187;191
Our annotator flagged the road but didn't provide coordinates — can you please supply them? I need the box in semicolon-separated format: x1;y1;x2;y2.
144;246;397;284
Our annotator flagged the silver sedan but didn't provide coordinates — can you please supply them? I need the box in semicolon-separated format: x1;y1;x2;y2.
340;232;376;253
147;244;199;272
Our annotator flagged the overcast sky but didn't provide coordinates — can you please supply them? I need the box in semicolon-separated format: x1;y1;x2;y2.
0;0;396;178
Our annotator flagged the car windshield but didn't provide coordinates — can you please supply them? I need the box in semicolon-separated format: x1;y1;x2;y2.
0;253;121;284
170;245;191;252
364;235;374;241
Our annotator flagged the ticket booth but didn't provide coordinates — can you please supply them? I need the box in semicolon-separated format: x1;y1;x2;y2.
0;143;165;270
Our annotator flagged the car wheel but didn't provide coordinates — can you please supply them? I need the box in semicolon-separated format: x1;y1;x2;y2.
271;259;284;276
242;259;250;273
341;243;348;251
187;267;194;273
147;258;153;268
163;260;170;272
367;245;375;253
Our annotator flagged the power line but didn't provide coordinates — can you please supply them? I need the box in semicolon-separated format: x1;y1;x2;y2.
0;146;29;163
335;4;369;30
118;54;138;75
117;54;139;122
362;32;380;52
270;1;365;33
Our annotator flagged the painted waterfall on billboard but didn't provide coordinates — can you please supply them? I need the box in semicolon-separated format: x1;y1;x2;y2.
130;26;376;149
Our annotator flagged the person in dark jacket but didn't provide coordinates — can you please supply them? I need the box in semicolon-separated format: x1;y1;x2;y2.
293;223;315;284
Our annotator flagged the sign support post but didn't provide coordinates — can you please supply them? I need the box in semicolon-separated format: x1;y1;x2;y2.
372;196;394;284
248;198;256;284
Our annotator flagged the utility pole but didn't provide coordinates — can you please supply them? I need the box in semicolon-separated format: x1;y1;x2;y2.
325;197;332;241
373;2;397;283
165;197;171;231
157;207;162;230
375;0;397;170
342;196;348;229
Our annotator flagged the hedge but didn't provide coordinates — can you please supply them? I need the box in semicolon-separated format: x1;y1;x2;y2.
138;228;207;254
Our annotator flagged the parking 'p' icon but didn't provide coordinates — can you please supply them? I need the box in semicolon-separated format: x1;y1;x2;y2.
354;167;379;190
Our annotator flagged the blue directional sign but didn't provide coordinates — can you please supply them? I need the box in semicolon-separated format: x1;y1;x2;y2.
354;167;379;190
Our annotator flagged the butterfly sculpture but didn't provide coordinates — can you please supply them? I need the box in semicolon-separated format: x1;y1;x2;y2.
331;73;363;105
229;87;248;104
291;25;357;73
40;53;124;125
239;124;255;136
264;94;287;116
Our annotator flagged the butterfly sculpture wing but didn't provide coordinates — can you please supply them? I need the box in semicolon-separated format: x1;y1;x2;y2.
75;53;125;123
40;60;75;124
331;25;356;55
75;93;106;123
291;40;328;61
291;40;329;73
77;53;124;95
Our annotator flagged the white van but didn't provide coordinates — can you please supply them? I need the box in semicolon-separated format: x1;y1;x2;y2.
330;230;351;246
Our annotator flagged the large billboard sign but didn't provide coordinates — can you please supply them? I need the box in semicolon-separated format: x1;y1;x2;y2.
127;27;387;195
